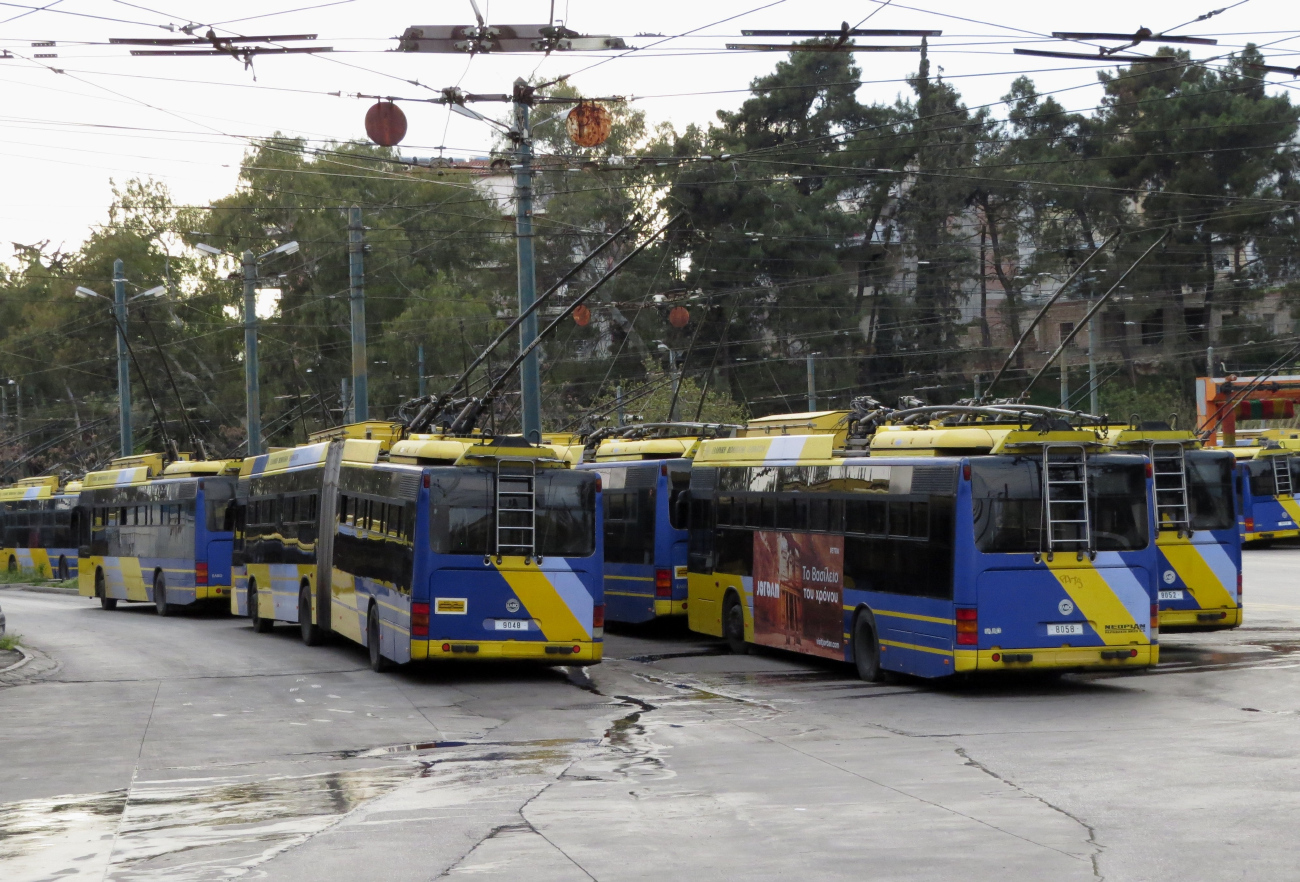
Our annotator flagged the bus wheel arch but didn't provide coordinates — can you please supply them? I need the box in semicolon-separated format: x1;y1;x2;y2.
6;555;15;573
299;580;324;646
57;556;68;581
722;590;748;655
852;606;885;683
95;568;116;611
366;601;390;672
153;569;170;617
248;576;272;633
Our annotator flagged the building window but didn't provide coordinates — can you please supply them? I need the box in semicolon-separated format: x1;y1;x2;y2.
1058;321;1075;347
1141;310;1164;346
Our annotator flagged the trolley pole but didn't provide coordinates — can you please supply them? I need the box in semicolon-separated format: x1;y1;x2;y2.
114;259;132;456
513;80;542;443
417;344;426;398
242;250;262;456
348;205;368;422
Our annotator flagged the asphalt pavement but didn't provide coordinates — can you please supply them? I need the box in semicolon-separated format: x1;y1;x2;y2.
3;548;1300;881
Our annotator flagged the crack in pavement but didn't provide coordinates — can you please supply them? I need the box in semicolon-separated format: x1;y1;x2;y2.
956;747;1104;881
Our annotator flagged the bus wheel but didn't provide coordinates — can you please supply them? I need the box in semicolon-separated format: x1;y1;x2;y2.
249;579;273;633
96;570;117;611
154;572;171;617
367;604;389;673
853;611;884;683
723;594;749;655
299;585;324;646
57;557;68;581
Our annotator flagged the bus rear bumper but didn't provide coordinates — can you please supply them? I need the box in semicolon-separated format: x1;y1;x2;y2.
655;599;688;617
1160;606;1241;630
955;644;1157;672
410;639;603;665
1245;529;1300;543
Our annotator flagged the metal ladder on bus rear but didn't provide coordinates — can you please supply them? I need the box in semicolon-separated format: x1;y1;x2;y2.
1150;442;1190;535
1274;456;1295;498
496;459;537;559
1042;444;1091;558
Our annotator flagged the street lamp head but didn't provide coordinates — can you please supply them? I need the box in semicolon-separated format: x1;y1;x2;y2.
273;240;300;256
136;285;167;300
194;243;223;256
74;286;101;300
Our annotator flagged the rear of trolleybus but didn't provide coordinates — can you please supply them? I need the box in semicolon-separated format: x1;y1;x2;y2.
1234;446;1300;545
686;408;1160;680
577;424;725;624
1107;424;1241;630
233;424;604;669
77;453;238;613
0;476;79;580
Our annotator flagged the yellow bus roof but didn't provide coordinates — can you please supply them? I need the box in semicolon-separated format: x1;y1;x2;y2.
391;434;566;468
592;437;701;462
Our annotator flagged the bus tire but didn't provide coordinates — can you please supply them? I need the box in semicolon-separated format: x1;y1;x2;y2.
723;593;748;655
57;556;68;581
249;578;273;633
154;572;171;617
96;569;117;611
853;610;885;682
367;604;390;672
7;556;15;573
299;584;324;646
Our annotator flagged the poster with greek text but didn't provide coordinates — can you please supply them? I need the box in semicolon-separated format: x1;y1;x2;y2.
751;530;845;659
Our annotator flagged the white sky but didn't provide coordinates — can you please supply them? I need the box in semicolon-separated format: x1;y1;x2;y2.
0;0;1296;256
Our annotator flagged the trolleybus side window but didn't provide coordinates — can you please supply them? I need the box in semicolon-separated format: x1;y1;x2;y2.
1187;451;1235;531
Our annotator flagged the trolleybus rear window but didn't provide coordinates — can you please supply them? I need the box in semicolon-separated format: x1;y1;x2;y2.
1187;451;1235;531
429;469;596;557
971;456;1149;553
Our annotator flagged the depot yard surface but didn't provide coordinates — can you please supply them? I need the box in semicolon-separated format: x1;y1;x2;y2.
1;552;1298;881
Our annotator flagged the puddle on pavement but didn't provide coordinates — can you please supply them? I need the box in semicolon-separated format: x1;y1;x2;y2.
0;766;414;881
1151;640;1300;674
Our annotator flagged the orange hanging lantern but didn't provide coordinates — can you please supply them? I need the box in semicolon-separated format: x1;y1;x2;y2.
573;304;592;327
566;101;613;148
365;101;407;147
668;306;690;328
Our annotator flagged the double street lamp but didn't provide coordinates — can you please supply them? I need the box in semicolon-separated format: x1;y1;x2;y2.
195;241;299;456
74;258;166;457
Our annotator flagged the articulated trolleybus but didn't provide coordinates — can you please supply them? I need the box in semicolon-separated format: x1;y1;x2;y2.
577;423;736;624
77;454;239;613
685;406;1160;680
232;422;603;671
0;476;82;579
1106;420;1241;630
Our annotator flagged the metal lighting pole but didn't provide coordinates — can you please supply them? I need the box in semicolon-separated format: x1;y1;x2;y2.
806;352;817;411
242;251;261;456
113;259;132;456
417;344;426;398
513;82;542;443
348;205;367;422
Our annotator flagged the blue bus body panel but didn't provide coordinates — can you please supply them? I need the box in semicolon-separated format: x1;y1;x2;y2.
1156;528;1241;614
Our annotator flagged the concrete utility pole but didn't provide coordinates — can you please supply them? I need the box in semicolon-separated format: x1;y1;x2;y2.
114;259;132;456
417;344;426;398
513;80;542;443
806;353;817;411
1060;362;1069;409
348;205;368;422
242;251;262;456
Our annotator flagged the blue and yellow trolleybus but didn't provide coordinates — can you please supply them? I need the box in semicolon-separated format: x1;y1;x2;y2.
685;405;1160;680
232;422;604;671
77;454;239;613
1229;438;1300;544
0;476;82;580
577;423;737;624
1105;420;1242;630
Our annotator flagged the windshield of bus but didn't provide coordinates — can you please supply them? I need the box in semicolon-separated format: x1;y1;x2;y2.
970;454;1149;553
1186;451;1235;531
429;468;596;557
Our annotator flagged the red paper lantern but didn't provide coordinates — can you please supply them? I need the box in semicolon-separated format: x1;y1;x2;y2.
365;101;407;147
573;304;591;327
668;306;690;328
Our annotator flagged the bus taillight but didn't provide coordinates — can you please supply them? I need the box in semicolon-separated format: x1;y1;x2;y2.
1246;517;1255;532
412;602;430;637
1237;571;1243;597
592;604;605;628
195;562;208;585
1150;603;1159;635
655;569;672;597
955;607;978;645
